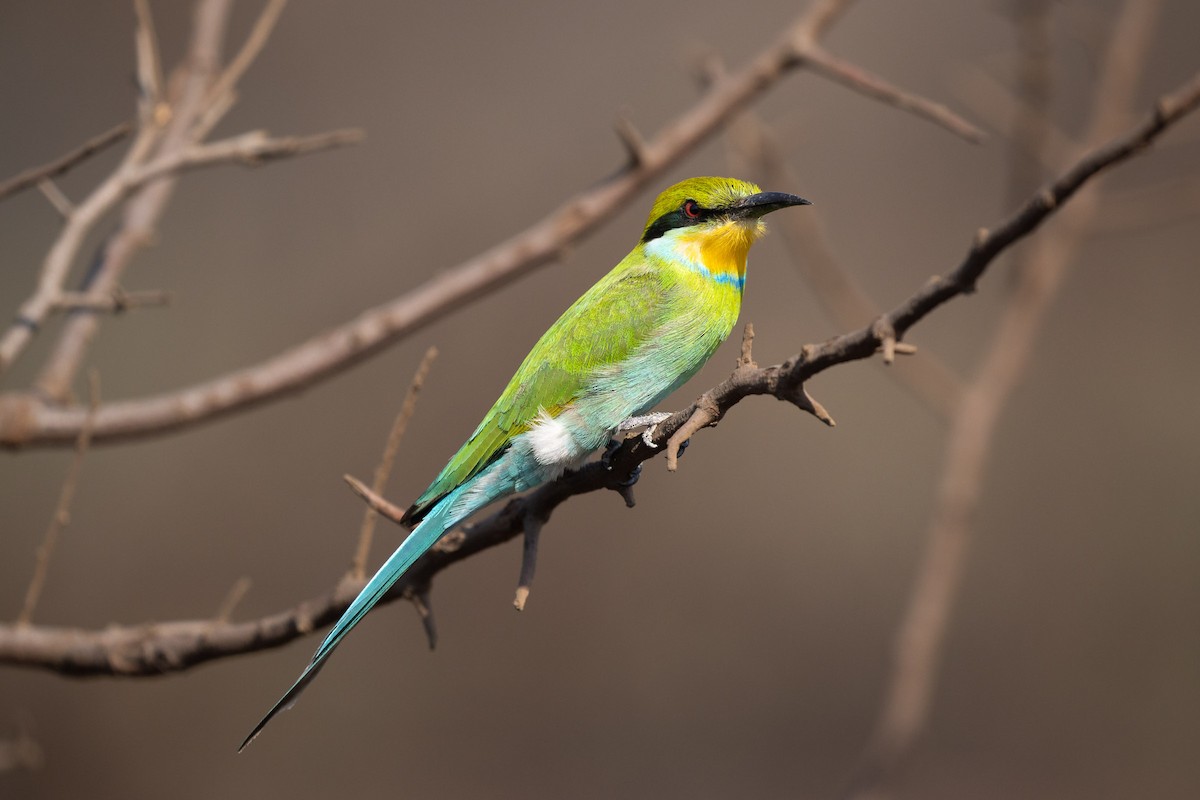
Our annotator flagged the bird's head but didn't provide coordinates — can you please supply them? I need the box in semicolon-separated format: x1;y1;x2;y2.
640;177;810;284
641;177;810;243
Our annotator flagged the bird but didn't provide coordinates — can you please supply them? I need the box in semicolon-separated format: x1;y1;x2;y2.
240;176;810;750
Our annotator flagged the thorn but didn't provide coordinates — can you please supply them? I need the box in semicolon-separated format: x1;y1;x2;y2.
344;473;408;526
737;322;757;369
872;317;898;365
786;383;836;427
615;114;648;169
666;399;718;471
37;179;75;218
410;588;438;650
214;576;252;624
695;51;727;90
513;586;530;611
513;513;543;611
893;342;918;355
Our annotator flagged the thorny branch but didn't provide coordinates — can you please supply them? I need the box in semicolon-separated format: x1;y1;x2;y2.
726;110;963;419
1;71;1196;674
843;3;1164;797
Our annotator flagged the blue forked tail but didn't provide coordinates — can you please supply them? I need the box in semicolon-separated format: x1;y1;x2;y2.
238;490;465;751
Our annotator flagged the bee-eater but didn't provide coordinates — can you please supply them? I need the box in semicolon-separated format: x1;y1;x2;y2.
240;176;810;749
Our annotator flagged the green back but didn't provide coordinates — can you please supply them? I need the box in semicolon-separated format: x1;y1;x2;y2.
405;257;665;522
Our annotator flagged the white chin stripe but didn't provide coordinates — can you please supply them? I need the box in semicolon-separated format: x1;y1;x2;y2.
526;410;580;467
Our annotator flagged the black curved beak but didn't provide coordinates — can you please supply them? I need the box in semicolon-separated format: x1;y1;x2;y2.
733;191;812;219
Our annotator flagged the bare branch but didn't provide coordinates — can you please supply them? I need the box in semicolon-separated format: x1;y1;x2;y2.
798;0;857;44
36;180;75;218
133;0;165;120
130;129;365;185
352;346;438;580
52;288;172;313
409;589;437;650
0;0;977;448
0;0;238;387
0;122;132;203
0;0;340;407
213;577;252;625
844;3;1164;797
16;371;101;627
614;114;649;169
801;45;985;143
204;0;289;109
344;475;407;525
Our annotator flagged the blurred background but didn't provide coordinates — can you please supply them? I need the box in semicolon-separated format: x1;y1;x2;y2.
1;1;1197;798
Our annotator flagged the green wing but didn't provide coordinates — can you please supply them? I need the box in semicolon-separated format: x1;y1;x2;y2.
403;261;666;524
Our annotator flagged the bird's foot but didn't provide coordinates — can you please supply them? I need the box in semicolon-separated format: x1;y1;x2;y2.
602;437;643;508
615;412;672;448
602;437;622;467
600;440;650;481
618;462;643;488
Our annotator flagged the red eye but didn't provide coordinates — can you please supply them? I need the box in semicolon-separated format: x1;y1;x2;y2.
682;200;700;219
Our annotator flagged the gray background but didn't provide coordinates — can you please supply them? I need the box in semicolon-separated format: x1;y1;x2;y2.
1;1;1197;798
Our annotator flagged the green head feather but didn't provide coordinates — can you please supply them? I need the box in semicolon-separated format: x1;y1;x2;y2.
641;177;763;242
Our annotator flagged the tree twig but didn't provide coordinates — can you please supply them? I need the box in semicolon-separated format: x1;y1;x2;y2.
133;0;165;122
351;346;438;580
801;44;986;143
16;371;101;627
52;288;173;313
203;0;289;109
0;122;132;203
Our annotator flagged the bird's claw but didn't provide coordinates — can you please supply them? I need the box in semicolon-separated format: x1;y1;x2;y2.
616;412;671;449
618;463;643;488
602;438;621;468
